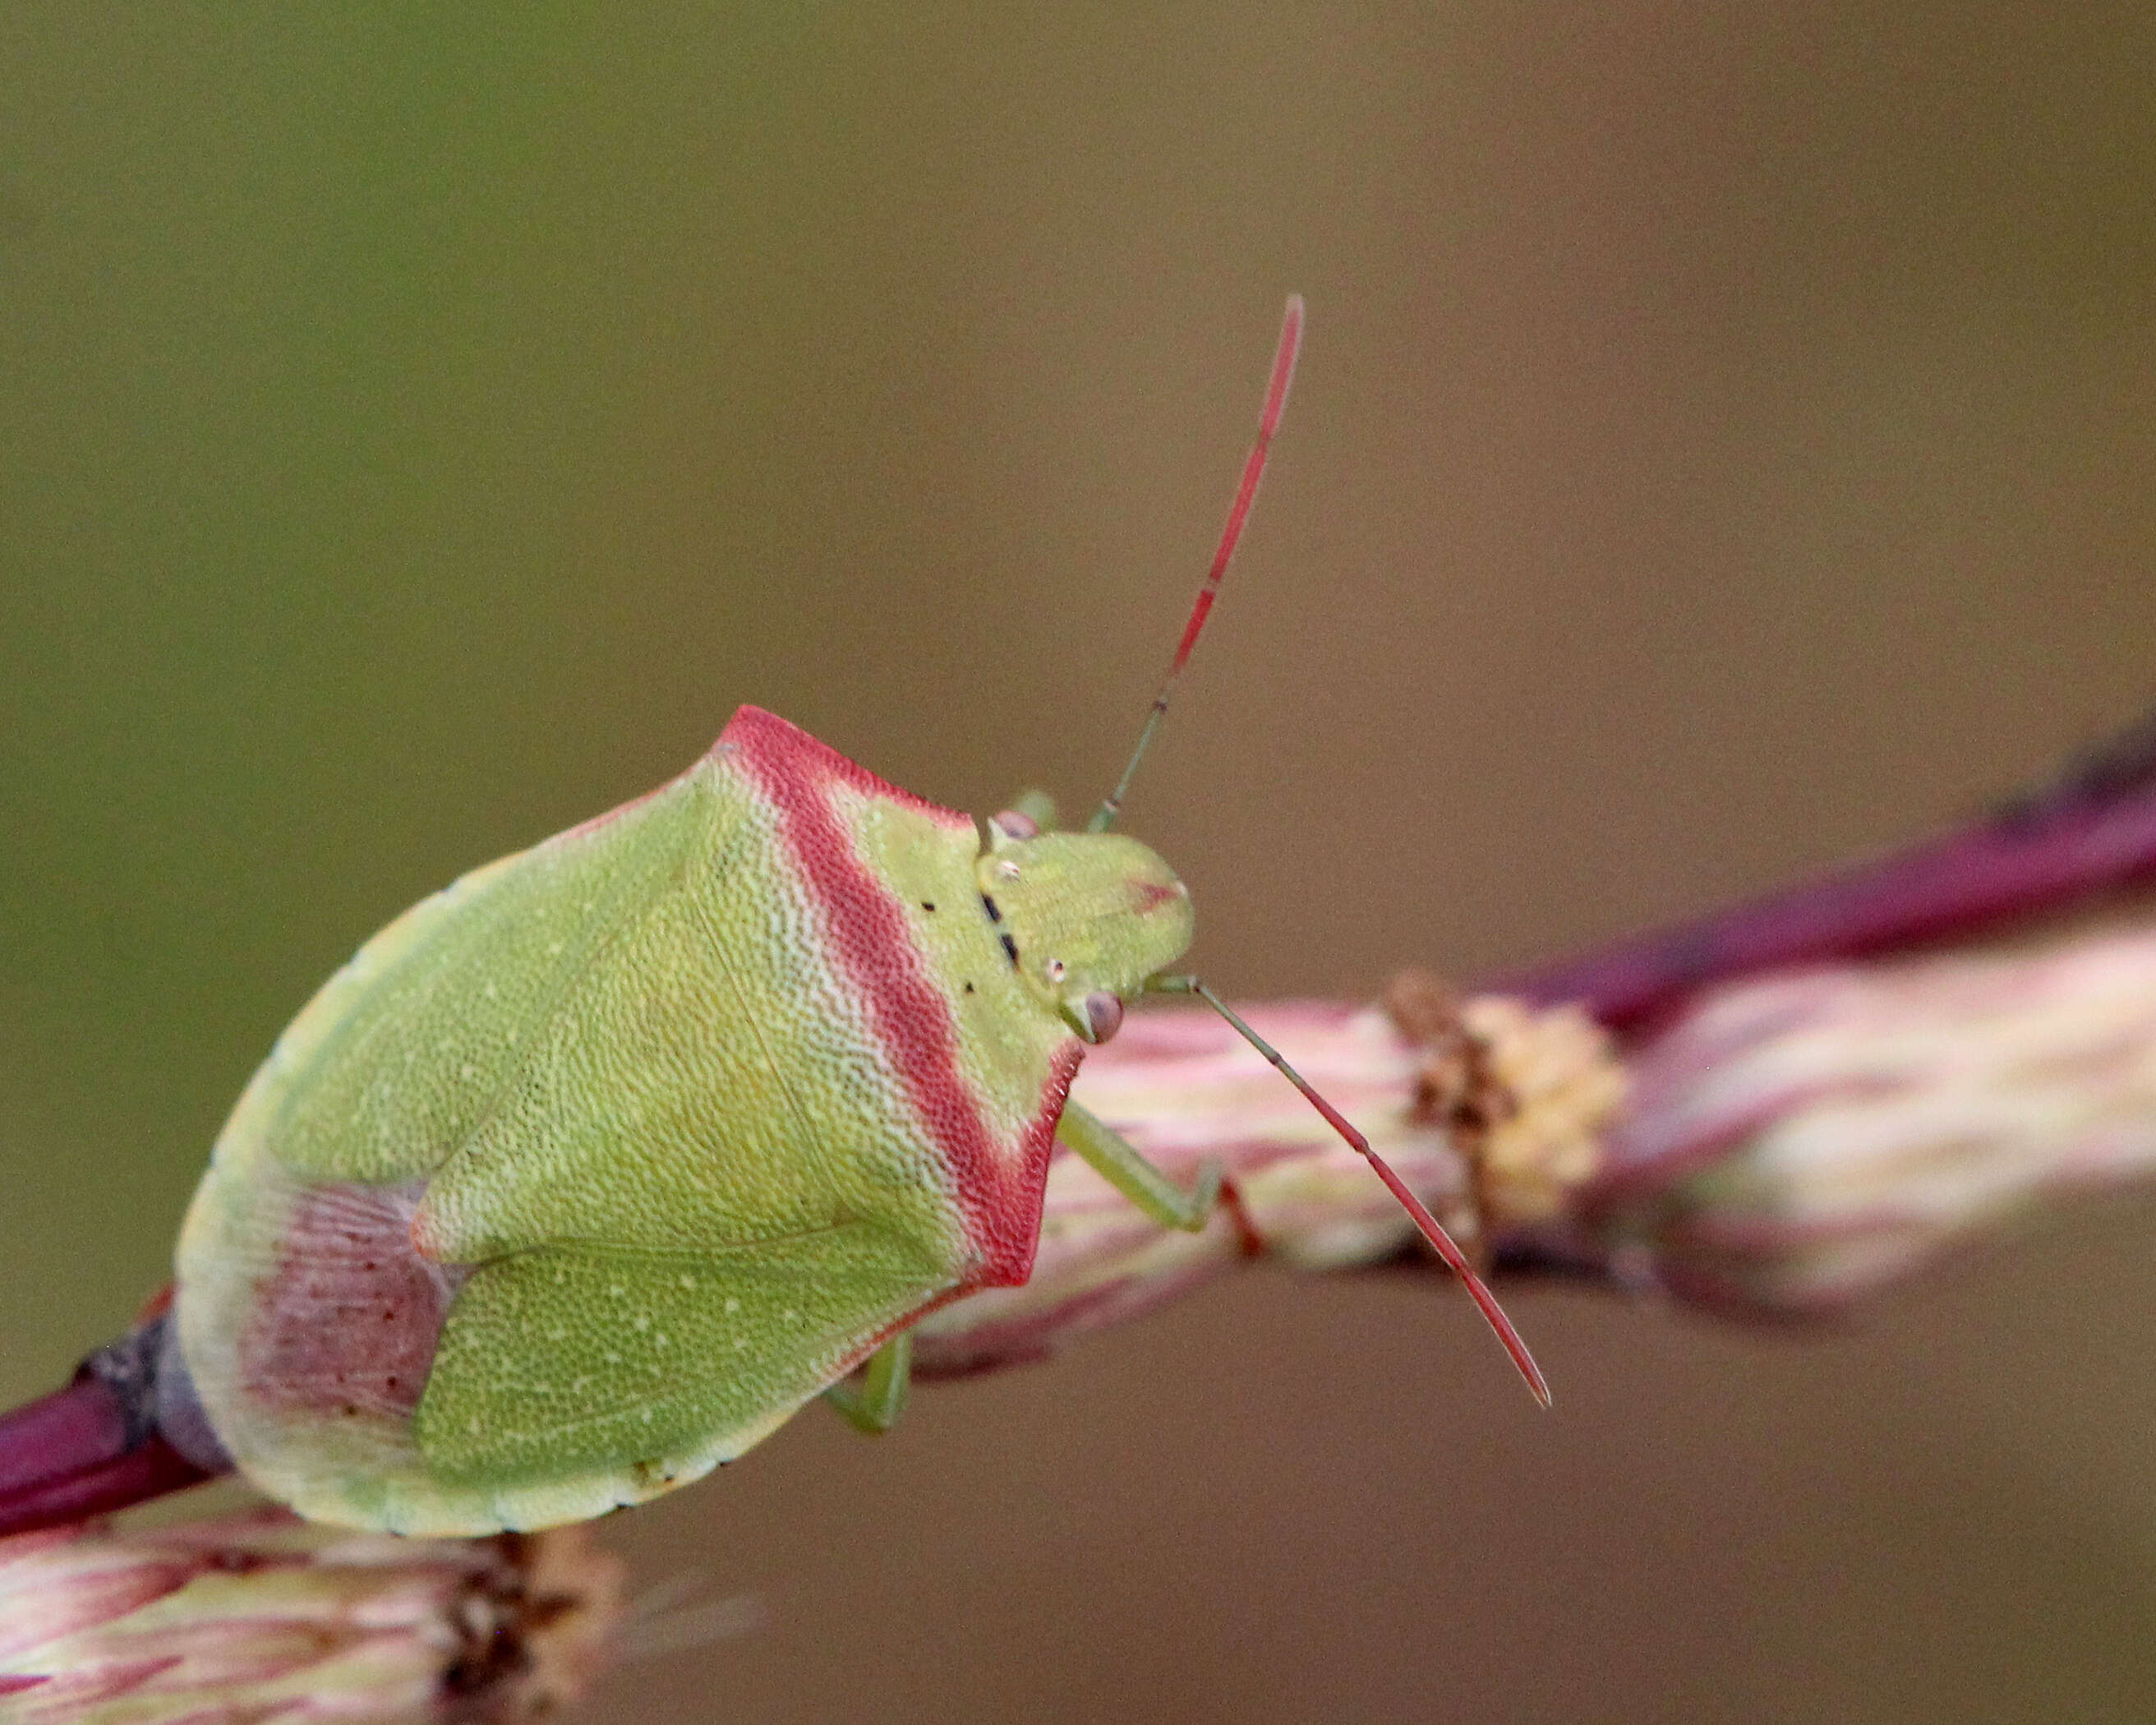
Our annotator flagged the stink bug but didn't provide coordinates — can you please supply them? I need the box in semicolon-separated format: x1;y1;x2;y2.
162;297;1545;1536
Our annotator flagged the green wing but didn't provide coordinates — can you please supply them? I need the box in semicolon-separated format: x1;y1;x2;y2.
408;794;962;1266
414;1225;936;1487
263;747;966;1266
266;769;712;1187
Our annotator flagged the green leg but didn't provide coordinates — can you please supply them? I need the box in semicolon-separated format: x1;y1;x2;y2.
823;1330;913;1434
1056;1100;1222;1232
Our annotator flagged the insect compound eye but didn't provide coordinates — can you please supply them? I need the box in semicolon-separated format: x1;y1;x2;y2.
1080;989;1124;1044
991;809;1040;840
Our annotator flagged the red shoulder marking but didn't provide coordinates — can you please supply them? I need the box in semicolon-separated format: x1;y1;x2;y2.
721;705;974;832
721;705;1057;1284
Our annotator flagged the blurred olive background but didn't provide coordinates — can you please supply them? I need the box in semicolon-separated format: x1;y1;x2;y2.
6;6;2156;1721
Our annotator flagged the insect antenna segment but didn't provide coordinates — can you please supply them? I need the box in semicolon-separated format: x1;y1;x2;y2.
1088;293;1306;835
1093;297;1550;1405
1150;978;1552;1408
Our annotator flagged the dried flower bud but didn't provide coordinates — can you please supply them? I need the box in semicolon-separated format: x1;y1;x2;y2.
0;1507;624;1725
1387;971;1626;1230
1593;916;2156;1314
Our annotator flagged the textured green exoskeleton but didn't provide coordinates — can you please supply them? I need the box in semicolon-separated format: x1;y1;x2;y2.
177;715;1199;1533
173;297;1543;1536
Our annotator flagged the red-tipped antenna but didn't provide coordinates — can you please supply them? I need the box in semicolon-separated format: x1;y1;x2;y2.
1150;977;1551;1407
1097;300;1548;1401
1089;294;1306;834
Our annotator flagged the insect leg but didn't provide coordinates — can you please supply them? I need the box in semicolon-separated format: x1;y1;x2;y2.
1056;1100;1223;1233
822;1331;913;1435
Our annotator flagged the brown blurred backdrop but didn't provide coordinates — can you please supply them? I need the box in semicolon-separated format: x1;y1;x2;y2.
5;5;2156;1720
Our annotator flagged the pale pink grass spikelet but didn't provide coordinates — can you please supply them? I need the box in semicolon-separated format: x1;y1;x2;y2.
0;1508;624;1725
1592;913;2156;1315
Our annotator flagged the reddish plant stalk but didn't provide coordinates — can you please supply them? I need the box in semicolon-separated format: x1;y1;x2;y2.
0;1321;215;1541
1490;705;2156;1030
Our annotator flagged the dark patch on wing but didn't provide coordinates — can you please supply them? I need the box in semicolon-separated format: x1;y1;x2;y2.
238;1180;468;1424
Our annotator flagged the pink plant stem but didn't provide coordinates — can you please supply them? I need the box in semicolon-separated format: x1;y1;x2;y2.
0;1380;213;1539
1488;710;2156;1031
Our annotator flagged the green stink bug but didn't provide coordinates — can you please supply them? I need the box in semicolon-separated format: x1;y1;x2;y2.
163;297;1544;1536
